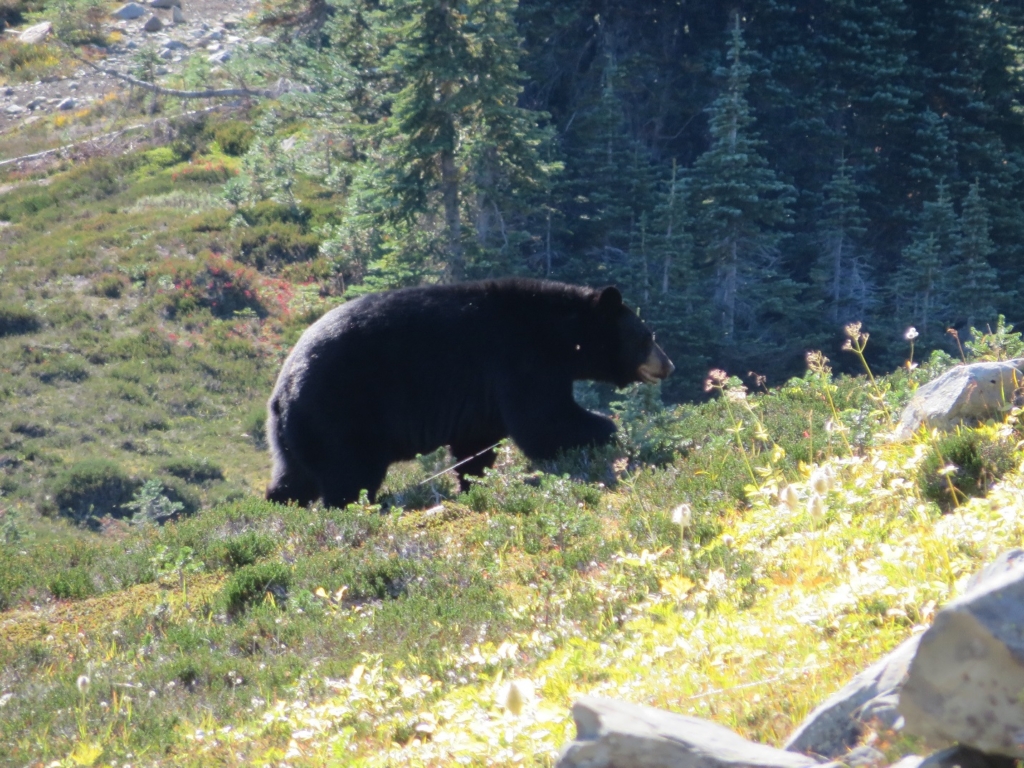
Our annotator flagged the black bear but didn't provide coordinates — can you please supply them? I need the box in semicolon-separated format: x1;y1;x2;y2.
265;278;673;507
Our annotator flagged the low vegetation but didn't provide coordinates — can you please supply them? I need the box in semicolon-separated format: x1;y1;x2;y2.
1;105;1023;766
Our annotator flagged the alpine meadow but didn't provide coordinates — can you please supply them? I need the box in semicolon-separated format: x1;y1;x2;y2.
1;0;1024;766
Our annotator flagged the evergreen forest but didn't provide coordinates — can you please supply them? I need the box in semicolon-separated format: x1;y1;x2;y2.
255;0;1024;399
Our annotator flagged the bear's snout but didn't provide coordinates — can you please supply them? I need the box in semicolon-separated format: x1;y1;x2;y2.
637;344;674;383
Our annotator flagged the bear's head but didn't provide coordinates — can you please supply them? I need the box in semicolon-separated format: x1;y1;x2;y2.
588;287;674;388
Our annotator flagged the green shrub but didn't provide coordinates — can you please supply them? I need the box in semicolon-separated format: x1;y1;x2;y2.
238;201;312;227
918;430;1018;510
33;354;89;384
48;567;97;601
160;456;225;484
124;478;199;524
91;273;129;298
222;561;291;616
215;530;277;569
0;303;41;337
213;121;255;157
237;222;321;269
108;328;176;360
0;38;67;83
50;459;139;524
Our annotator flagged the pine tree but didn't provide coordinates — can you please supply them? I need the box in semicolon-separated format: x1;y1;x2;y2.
814;157;873;325
954;181;999;330
365;0;553;282
893;182;959;338
689;13;795;345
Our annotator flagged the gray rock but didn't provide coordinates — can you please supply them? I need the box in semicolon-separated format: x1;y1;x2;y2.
900;552;1024;757
966;549;1024;593
896;359;1024;439
208;50;231;63
251;36;274;46
889;757;926;768
150;0;181;7
557;696;823;768
143;14;163;32
158;47;173;59
112;3;147;19
57;98;76;110
25;96;46;110
841;746;886;767
784;635;920;758
171;6;185;24
221;15;241;29
854;692;902;731
18;21;52;44
4;103;28;116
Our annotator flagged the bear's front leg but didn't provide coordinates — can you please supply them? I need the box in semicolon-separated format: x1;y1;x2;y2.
499;377;616;461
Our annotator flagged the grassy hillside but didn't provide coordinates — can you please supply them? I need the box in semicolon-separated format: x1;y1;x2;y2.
2;108;1024;767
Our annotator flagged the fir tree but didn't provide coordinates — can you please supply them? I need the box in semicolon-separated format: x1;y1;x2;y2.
366;0;553;281
893;181;959;338
689;14;795;344
954;181;999;330
814;157;872;325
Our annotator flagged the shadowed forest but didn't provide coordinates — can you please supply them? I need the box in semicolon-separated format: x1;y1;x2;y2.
248;0;1024;398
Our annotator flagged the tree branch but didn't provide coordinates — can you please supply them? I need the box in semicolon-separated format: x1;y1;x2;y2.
72;53;280;98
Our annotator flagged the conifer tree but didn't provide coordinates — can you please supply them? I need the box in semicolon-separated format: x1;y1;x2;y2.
814;157;872;325
954;181;999;330
689;14;795;345
364;0;553;282
893;182;959;338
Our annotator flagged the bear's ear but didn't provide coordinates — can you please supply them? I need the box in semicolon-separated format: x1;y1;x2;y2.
596;286;622;313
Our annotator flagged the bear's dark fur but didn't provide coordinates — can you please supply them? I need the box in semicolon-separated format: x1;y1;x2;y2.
265;279;673;507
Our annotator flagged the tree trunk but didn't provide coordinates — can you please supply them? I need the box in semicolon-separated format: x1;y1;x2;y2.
830;231;844;323
441;147;463;280
721;238;738;340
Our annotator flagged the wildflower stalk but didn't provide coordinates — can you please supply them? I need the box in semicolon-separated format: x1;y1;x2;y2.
805;352;852;455
842;322;892;422
706;370;758;485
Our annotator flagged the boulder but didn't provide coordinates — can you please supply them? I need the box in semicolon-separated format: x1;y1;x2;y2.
143;14;163;32
896;359;1024;439
150;0;181;7
899;550;1024;757
18;21;52;44
784;635;920;758
557;696;824;768
57;98;76;110
112;3;147;19
172;6;185;24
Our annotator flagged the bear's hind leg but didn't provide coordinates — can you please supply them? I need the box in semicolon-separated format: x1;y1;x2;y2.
451;444;498;491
